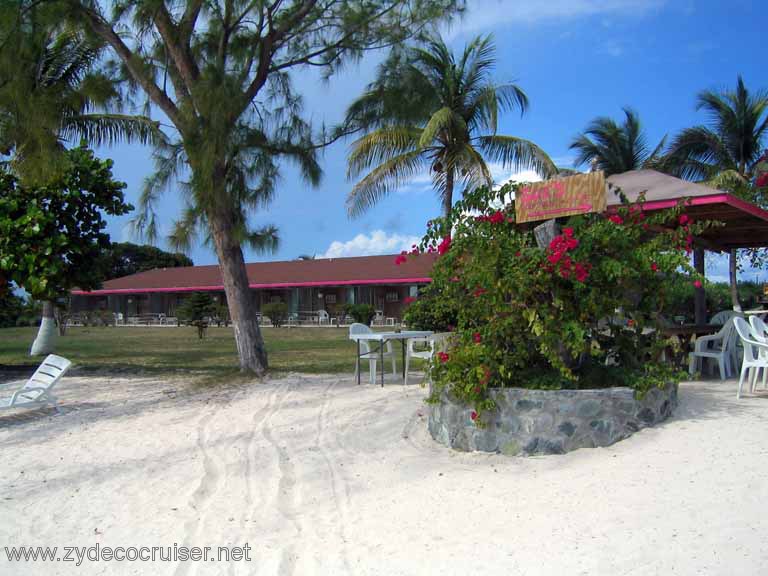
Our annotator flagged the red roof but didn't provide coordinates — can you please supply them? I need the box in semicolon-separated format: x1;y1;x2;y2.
73;254;436;295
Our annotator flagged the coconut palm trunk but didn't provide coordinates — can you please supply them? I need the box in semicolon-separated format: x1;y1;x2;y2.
30;300;56;356
442;168;455;218
208;208;267;374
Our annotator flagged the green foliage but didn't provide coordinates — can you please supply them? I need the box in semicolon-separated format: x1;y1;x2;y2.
96;242;193;281
417;182;701;423
262;302;289;328
345;33;555;217
0;283;28;328
343;303;376;326
0;0;160;183
402;282;458;331
0;145;131;301
663;277;764;322
569;108;666;175
177;292;217;339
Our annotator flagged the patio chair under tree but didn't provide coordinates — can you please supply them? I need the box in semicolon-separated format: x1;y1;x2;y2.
710;309;738;325
404;332;450;387
0;354;72;412
688;317;737;380
733;317;768;399
348;323;396;384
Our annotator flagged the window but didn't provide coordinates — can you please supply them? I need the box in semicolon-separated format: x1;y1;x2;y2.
325;294;337;304
385;291;399;303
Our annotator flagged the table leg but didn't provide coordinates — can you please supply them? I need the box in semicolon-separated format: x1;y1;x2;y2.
380;340;385;388
356;340;361;386
401;340;406;381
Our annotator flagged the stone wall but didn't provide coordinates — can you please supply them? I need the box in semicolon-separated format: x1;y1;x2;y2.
428;383;678;455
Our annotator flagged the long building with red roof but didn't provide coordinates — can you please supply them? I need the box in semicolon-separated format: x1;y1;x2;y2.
71;253;436;322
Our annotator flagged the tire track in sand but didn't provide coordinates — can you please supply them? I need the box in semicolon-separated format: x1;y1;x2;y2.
259;379;301;576
174;391;231;576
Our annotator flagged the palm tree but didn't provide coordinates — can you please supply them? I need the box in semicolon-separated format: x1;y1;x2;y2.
345;34;556;218
0;5;159;182
664;76;768;310
569;108;666;176
0;3;160;355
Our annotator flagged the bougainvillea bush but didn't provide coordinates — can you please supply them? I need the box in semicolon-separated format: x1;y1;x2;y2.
404;183;707;422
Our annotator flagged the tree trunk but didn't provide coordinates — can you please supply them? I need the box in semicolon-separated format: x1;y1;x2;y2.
693;247;707;324
208;209;268;375
442;168;454;218
30;300;56;356
729;248;742;312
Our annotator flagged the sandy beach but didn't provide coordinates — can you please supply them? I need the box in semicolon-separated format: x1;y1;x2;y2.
1;371;767;575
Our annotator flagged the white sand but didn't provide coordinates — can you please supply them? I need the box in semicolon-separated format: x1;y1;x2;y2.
1;371;767;575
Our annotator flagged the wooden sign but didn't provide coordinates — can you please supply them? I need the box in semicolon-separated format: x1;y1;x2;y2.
515;171;606;224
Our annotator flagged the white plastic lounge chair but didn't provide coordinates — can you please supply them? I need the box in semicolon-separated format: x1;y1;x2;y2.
688;318;737;380
0;354;71;411
349;323;396;384
404;332;450;386
734;317;768;399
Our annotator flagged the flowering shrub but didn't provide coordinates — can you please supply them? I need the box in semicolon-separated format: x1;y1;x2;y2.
413;183;708;423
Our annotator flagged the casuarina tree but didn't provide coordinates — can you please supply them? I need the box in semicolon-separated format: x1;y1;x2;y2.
66;0;464;374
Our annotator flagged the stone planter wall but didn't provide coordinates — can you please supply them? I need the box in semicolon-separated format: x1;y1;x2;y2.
428;383;678;455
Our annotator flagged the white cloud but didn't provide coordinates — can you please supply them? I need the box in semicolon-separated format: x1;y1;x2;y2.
319;230;422;259
448;0;665;35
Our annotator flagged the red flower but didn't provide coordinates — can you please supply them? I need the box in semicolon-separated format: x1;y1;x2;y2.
757;173;768;188
481;366;491;385
693;279;703;288
437;351;450;363
515;251;521;257
679;214;690;226
627;319;635;327
403;296;416;304
573;262;589;283
651;262;659;272
608;214;624;225
437;235;452;255
473;386;481;394
472;287;487;297
470;411;478;421
394;254;407;265
563;227;574;237
450;276;460;283
473;332;482;343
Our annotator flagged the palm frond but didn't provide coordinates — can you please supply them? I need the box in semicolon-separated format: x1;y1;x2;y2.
60;113;163;147
477;135;557;178
347;126;421;178
244;225;280;254
419;107;464;149
346;150;426;217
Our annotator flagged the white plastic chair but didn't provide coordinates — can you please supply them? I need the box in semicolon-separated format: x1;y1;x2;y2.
317;310;330;325
688;318;737;380
0;354;72;411
348;323;396;384
710;310;737;326
733;317;768;398
403;332;450;386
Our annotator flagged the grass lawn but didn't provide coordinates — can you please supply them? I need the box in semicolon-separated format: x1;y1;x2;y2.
0;326;407;375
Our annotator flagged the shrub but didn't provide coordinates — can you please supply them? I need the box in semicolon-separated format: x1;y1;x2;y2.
177;292;217;338
402;282;458;331
262;302;289;328
412;182;705;423
343;303;376;325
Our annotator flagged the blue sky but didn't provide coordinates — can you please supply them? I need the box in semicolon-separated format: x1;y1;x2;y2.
94;0;766;282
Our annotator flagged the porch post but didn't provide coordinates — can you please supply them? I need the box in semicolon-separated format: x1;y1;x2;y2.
693;247;706;325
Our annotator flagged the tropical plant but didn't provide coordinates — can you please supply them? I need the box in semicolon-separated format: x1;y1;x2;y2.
68;0;462;374
0;1;159;182
177;292;218;339
0;145;132;355
262;302;289;329
343;303;376;325
408;182;704;422
569;108;666;175
663;76;768;309
345;33;556;218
